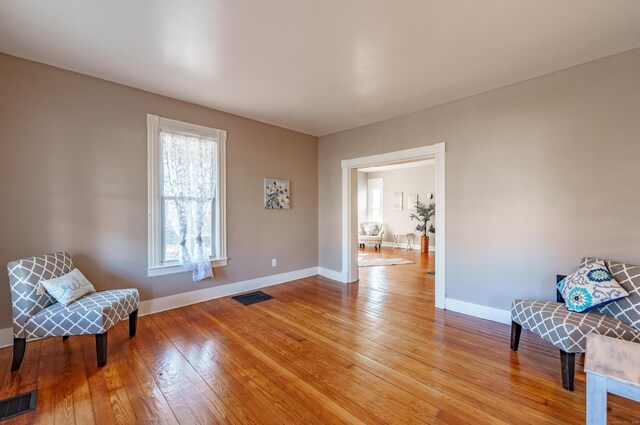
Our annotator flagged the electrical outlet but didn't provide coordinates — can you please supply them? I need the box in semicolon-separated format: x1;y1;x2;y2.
272;258;277;267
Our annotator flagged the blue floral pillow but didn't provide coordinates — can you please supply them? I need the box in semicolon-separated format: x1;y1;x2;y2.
557;260;629;312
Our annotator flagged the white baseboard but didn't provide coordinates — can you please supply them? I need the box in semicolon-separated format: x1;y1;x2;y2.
139;267;319;316
0;327;12;349
317;267;348;283
380;241;435;252
444;298;511;325
0;266;320;348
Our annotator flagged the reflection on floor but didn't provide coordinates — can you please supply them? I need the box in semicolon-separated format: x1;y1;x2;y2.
0;246;637;423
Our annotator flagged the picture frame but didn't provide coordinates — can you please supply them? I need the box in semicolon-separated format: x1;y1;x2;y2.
393;191;403;210
264;178;290;209
408;193;418;211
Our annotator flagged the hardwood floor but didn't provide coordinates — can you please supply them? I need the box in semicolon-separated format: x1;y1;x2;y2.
1;247;638;424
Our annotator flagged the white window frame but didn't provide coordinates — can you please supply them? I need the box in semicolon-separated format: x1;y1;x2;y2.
147;114;228;277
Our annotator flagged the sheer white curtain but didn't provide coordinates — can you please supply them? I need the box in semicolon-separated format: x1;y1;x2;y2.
161;131;216;281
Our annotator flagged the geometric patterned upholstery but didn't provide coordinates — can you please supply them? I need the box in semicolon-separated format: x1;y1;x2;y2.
23;289;139;338
511;299;640;353
581;257;640;330
8;252;74;338
8;252;139;338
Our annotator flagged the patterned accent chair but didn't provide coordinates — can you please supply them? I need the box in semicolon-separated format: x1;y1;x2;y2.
8;252;140;371
358;222;384;250
510;257;640;391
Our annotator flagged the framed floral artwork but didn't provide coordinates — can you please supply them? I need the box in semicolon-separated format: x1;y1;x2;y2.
264;178;290;209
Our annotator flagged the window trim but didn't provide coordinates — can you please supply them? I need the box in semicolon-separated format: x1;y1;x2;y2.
147;114;228;277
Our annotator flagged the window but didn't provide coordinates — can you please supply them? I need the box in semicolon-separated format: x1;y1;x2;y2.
368;178;383;222
147;114;227;277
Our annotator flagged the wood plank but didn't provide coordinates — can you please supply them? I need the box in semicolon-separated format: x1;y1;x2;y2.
109;323;179;425
68;337;96;425
1;247;638;424
79;332;118;425
208;298;447;425
255;292;582;424
172;306;353;425
53;336;75;425
128;317;200;425
138;315;242;424
32;337;56;425
150;311;263;425
108;387;137;425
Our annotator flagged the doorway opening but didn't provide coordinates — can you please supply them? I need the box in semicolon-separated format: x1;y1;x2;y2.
341;143;446;309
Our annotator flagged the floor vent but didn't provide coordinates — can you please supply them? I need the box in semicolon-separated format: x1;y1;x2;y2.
0;390;36;422
233;291;273;306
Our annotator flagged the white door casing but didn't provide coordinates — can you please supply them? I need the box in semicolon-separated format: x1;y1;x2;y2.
341;142;446;309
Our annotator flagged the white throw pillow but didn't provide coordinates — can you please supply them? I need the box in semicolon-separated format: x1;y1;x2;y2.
364;223;380;236
40;268;96;306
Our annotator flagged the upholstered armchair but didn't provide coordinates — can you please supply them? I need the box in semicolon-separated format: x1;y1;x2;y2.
8;252;140;371
358;222;384;249
510;257;640;391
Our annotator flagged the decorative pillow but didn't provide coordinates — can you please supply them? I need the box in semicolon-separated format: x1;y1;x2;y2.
40;268;96;306
557;260;629;312
364;223;380;236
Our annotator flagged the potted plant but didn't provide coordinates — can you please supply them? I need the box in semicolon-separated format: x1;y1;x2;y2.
410;201;435;253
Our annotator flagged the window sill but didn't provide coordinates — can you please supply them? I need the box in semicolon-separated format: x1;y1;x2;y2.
148;258;228;277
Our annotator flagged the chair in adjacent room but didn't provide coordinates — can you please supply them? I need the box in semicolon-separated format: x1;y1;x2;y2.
358;221;384;249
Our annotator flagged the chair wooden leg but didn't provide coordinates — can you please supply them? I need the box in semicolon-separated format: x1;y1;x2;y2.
62;335;70;341
510;321;522;351
96;332;108;367
129;309;138;337
560;350;575;391
11;338;26;372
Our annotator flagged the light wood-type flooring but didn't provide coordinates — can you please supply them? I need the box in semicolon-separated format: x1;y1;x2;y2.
1;247;638;424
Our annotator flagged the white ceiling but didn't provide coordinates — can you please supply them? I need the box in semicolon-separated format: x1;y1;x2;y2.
2;1;640;136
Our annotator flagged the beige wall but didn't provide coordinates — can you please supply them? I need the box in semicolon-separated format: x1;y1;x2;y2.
0;54;318;329
366;165;436;246
319;48;640;311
